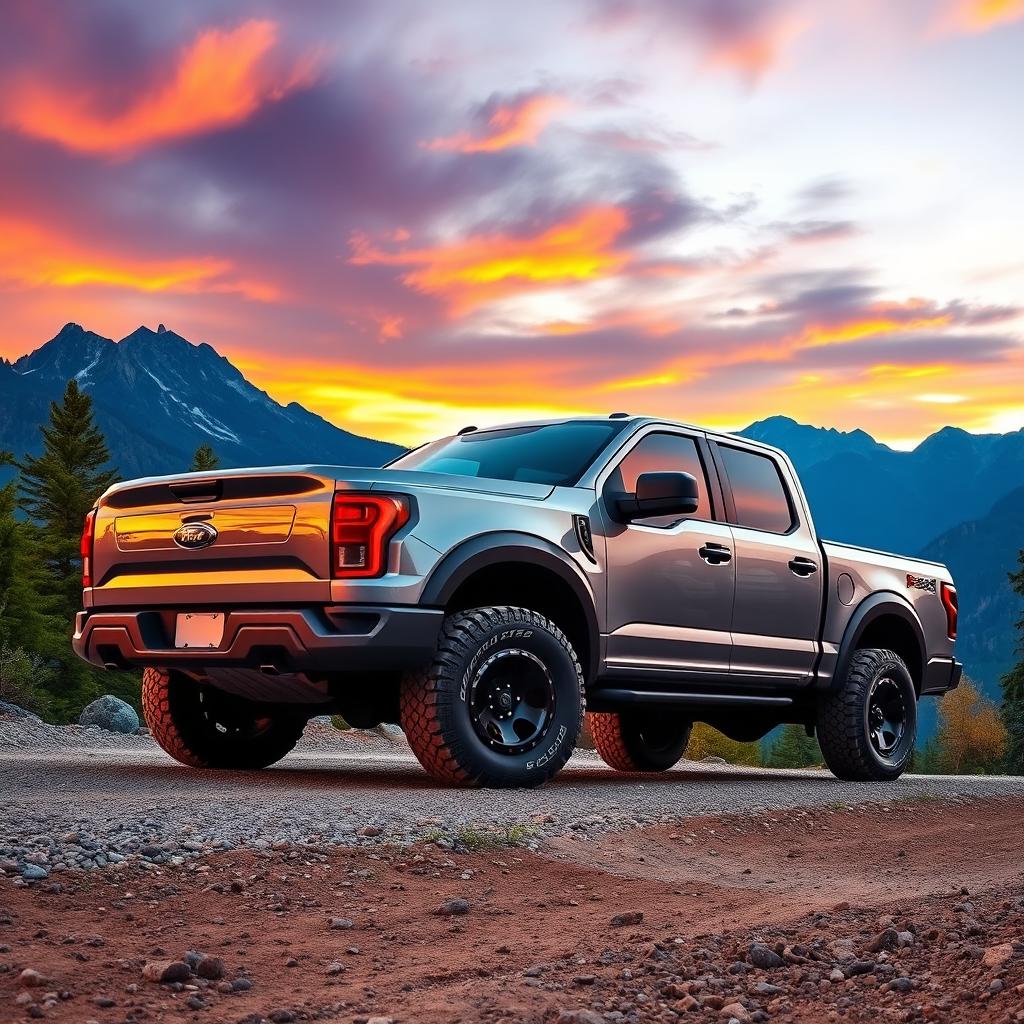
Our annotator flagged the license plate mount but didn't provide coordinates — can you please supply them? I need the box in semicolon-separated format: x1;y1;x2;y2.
174;612;224;650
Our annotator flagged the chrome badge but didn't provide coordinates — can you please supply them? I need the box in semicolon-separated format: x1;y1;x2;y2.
173;521;218;550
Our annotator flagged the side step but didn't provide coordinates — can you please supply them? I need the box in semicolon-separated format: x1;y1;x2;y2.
587;688;794;712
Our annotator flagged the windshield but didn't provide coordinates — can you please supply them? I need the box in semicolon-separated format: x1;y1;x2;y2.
390;421;626;486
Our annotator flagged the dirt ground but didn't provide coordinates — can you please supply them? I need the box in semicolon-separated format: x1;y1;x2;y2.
2;797;1023;1024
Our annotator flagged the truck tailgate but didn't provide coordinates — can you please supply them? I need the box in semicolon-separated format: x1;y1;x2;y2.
88;471;336;608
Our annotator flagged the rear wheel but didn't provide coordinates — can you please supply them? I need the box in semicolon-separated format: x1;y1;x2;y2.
589;710;692;772
400;606;584;788
141;667;306;770
817;648;917;781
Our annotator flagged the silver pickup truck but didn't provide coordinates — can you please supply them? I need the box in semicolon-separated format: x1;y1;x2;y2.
73;414;961;788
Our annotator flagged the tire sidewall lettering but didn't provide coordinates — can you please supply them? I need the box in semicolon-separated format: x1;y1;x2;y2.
526;724;567;771
460;628;535;702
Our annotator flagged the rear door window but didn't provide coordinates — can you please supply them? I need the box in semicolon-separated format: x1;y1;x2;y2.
717;444;794;534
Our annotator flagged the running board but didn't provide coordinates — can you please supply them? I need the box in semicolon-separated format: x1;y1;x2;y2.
587;688;794;711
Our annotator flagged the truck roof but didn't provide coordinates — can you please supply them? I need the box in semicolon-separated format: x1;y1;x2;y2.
455;414;790;460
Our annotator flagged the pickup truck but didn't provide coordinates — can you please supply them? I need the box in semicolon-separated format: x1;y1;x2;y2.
73;414;961;788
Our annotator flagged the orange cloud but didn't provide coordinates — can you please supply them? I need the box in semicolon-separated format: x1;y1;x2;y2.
936;0;1024;33
705;11;808;83
349;206;632;310
0;217;278;301
799;312;953;348
4;20;320;155
421;94;569;153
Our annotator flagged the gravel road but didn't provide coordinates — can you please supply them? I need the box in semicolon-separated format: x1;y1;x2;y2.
4;715;1024;882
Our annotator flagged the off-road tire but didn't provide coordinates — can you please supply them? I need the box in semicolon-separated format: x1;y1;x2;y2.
141;667;306;770
589;711;693;772
399;606;585;788
817;648;917;782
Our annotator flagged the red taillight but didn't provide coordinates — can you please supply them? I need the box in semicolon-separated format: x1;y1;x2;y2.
80;508;97;589
331;494;409;578
940;582;958;640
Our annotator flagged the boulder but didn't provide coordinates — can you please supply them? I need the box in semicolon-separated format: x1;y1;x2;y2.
0;701;41;720
79;695;139;734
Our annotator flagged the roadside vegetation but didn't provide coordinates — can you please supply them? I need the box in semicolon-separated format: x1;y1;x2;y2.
0;381;221;722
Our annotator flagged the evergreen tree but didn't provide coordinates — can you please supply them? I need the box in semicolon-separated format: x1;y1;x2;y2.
0;451;16;621
1001;550;1024;773
766;723;821;768
190;444;220;472
1;450;56;714
14;382;132;720
17;380;118;623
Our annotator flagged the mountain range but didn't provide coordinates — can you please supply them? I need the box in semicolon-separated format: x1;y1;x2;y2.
2;323;1022;705
1;323;401;481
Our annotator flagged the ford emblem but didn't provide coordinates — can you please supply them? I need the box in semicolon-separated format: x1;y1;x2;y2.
173;521;218;550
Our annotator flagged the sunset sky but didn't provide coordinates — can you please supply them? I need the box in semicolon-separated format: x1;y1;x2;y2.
1;0;1022;448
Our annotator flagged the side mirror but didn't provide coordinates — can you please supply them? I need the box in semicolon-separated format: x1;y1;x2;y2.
618;471;699;521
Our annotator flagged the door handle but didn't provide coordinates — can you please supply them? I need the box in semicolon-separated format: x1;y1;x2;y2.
699;542;732;565
789;556;818;577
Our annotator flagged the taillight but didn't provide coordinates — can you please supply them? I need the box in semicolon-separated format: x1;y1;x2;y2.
81;508;97;589
331;494;409;578
940;582;958;640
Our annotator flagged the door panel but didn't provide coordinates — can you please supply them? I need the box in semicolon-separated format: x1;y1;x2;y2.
600;429;735;679
729;526;821;680
712;442;823;682
604;519;735;675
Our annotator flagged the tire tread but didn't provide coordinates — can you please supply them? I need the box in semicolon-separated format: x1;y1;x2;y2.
817;647;914;782
400;606;584;787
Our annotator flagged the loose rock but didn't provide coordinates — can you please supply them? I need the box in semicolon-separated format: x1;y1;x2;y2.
610;911;644;927
142;960;192;984
434;898;470;916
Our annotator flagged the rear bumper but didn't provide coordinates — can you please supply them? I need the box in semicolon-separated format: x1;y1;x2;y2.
921;656;963;696
72;604;443;673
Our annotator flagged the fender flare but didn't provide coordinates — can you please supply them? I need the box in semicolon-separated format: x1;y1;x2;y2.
830;591;926;693
420;531;600;678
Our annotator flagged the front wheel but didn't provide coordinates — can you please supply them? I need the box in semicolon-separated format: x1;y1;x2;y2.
816;648;917;781
141;667;306;770
400;606;584;788
589;711;692;772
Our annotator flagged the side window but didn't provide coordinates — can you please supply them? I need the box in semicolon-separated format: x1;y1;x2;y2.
606;432;713;525
718;445;794;534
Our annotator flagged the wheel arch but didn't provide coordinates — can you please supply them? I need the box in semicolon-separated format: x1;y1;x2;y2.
421;532;600;685
832;592;926;694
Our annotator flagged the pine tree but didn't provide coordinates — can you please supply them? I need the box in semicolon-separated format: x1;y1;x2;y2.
0;451;16;620
1001;550;1024;773
14;382;130;720
766;723;821;768
190;444;220;472
1;451;56;714
17;380;118;622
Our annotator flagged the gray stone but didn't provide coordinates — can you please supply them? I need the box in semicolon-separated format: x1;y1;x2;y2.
0;702;41;720
21;864;48;881
748;943;785;970
434;898;470;916
78;696;139;735
610;911;644;927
